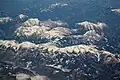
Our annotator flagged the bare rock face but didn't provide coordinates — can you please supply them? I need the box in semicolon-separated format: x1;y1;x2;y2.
53;30;107;47
13;19;112;47
83;30;107;45
14;20;110;47
0;40;120;80
0;15;29;39
0;16;120;80
17;14;28;20
75;21;110;37
39;19;69;28
53;35;84;47
15;14;29;24
0;17;13;24
111;9;120;15
14;18;72;43
22;18;40;27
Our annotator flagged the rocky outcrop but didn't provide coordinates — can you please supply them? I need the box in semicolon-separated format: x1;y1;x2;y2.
54;30;107;47
0;17;13;24
53;35;84;47
13;19;111;48
75;21;111;38
0;16;119;80
111;9;120;15
83;30;107;45
14;18;72;43
0;14;29;39
0;40;120;80
39;19;69;28
17;14;28;20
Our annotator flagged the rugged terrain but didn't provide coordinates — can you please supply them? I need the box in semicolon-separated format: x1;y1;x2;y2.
0;10;120;80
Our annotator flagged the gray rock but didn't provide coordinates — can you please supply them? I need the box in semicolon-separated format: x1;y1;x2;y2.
14;18;71;43
0;17;13;24
75;21;111;38
111;9;120;15
83;30;107;45
0;40;120;80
